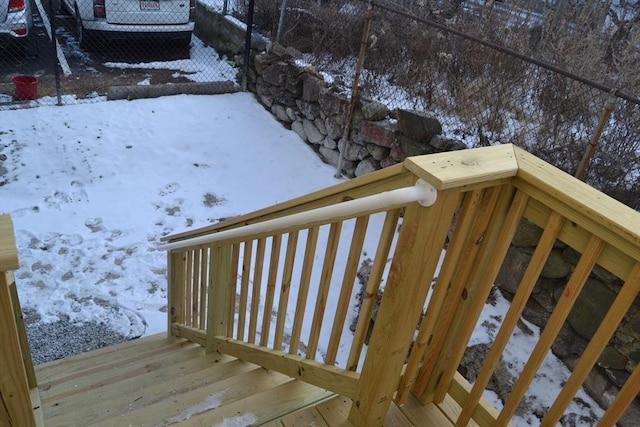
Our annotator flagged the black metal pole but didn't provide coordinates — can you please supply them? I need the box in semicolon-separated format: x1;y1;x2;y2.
241;0;256;92
49;0;62;105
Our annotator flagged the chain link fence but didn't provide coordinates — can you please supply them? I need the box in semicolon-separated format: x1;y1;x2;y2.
242;0;639;209
2;0;639;208
1;0;237;106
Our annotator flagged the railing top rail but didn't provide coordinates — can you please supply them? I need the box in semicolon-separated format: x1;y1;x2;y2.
0;215;19;272
161;163;410;244
163;144;639;258
159;180;437;251
513;146;640;262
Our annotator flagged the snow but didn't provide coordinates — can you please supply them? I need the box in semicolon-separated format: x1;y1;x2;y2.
0;92;342;337
165;390;227;424
0;92;605;425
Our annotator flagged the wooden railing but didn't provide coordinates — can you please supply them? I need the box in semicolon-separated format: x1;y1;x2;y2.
0;215;39;427
163;144;640;426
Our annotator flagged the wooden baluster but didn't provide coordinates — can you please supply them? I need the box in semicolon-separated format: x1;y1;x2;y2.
260;234;282;347
346;209;400;372
307;222;343;360
542;262;640;426
325;216;369;366
237;240;253;341
289;227;319;356
248;238;266;344
457;209;563;427
226;243;240;337
496;234;605;425
274;231;299;351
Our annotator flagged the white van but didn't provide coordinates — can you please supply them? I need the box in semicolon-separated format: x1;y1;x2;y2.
62;0;195;48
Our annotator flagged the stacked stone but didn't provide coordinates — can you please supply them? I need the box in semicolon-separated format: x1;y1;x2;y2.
496;218;640;424
250;43;466;177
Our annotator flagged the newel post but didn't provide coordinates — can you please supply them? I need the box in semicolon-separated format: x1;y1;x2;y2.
348;191;460;426
206;244;232;354
0;215;36;427
167;250;186;337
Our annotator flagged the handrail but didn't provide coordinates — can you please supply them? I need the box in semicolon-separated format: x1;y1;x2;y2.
159;179;437;251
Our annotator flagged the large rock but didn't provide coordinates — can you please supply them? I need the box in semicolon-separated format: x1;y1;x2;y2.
296;100;322;120
496;246;532;294
361;100;389;121
291;120;307;142
430;134;467;151
367;144;390;161
303;119;324;144
397;109;442;144
540;249;572;279
319;88;349;116
338;138;369;161
302;74;325;102
355;157;379;177
562;278;617;341
392;134;435;161
261;61;288;86
512;219;543;247
325;116;344;139
359;120;397;148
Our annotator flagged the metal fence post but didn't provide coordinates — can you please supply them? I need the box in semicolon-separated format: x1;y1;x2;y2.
574;91;618;181
49;0;62;106
241;0;256;92
335;1;374;178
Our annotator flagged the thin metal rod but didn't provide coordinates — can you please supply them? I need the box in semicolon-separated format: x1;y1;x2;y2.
574;92;617;181
159;180;437;251
335;1;374;178
241;0;256;92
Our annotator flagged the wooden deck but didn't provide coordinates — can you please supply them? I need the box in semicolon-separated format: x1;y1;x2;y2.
34;333;449;426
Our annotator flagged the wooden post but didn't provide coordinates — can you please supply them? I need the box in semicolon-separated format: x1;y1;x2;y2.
9;277;37;388
207;244;232;354
167;250;186;337
0;215;36;427
348;191;460;426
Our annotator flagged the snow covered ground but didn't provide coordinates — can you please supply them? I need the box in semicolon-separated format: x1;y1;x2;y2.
0;93;605;425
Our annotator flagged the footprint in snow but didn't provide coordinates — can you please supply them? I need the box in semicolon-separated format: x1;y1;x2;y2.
70;180;88;202
84;217;105;233
44;191;72;209
159;182;180;196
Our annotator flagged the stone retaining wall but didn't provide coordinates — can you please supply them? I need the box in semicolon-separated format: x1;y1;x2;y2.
247;43;466;177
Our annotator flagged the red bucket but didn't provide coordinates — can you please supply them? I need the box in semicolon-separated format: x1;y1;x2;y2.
13;75;38;101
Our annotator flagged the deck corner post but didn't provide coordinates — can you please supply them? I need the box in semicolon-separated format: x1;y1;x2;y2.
348;192;460;426
167;250;186;338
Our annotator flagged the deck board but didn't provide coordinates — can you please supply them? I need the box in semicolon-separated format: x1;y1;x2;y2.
35;334;454;426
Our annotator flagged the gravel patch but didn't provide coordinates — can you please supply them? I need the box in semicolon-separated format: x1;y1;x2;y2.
23;308;130;365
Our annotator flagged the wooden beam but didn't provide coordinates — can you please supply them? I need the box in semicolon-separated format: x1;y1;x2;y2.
8;275;37;388
207;245;232;354
0;215;19;272
514;146;640;262
1;271;36;427
212;337;359;399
